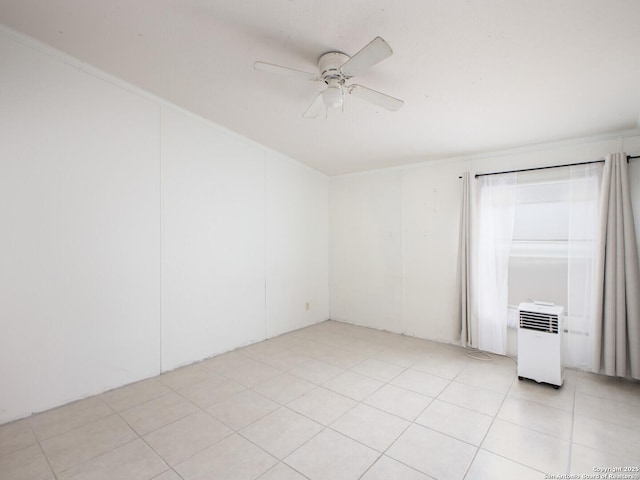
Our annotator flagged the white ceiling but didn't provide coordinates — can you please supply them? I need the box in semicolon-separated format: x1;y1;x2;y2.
1;0;640;175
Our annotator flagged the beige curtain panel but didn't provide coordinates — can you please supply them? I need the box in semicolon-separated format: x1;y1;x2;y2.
458;171;472;347
592;153;640;380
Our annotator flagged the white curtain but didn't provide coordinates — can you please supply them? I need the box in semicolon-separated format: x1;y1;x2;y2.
475;174;517;355
565;164;601;369
592;153;640;379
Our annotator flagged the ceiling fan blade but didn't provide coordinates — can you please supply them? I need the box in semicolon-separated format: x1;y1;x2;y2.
340;37;393;78
254;61;319;81
349;84;404;111
303;92;325;118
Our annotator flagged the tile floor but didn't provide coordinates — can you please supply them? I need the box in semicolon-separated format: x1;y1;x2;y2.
1;320;639;480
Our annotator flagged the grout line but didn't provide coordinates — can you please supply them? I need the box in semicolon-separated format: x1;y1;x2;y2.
153;467;185;480
567;377;577;474
460;389;510;479
357;362;454;478
30;420;59;480
258;461;312;480
29;399;116;444
110;403;194;475
469;448;549;476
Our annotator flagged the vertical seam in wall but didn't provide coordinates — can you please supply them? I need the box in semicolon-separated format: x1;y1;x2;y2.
400;172;405;335
159;104;163;374
327;178;331;322
263;151;268;340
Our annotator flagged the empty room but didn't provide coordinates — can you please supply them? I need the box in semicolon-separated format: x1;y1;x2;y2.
1;1;640;479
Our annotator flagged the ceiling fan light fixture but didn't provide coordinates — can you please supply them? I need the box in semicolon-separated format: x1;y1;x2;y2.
322;86;343;108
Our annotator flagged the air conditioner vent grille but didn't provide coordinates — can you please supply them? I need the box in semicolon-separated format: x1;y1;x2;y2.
519;311;559;334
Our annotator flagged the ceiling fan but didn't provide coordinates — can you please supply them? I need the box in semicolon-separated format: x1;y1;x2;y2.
254;37;404;118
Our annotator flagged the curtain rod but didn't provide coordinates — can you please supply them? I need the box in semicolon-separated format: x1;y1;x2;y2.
472;154;640;178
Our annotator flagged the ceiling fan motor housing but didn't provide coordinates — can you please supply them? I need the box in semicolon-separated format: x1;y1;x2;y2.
318;52;350;84
318;52;349;109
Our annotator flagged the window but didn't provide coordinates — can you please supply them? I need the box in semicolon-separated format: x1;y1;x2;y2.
507;166;600;369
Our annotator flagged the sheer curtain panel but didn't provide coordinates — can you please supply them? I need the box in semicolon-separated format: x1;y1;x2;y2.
566;164;601;370
475;173;517;355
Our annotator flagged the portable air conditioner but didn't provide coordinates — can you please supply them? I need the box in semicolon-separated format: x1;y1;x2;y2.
517;302;564;388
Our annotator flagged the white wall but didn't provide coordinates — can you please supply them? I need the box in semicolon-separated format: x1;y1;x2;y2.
0;28;329;424
161;110;330;370
627;135;640;254
160;107;267;370
330;133;640;347
0;30;161;424
330;172;403;332
266;151;329;338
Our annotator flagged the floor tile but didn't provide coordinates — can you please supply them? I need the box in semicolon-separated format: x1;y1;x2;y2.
437;381;504;416
390;369;450;397
323;371;384;401
364;384;432;421
465;449;543;480
174;434;277;480
508;375;576;412
574;391;640;428
360;455;432;480
482;419;570;473
412;353;469;380
312;346;369;369
150;471;182;480
284;429;378;480
29;397;113;441
350;358;405;382
240;407;323;459
7;321;640;480
201;351;252;373
331;403;409;452
0;419;37;457
288;359;345;385
372;349;417;368
311;334;354;350
222;359;282;387
239;340;291;362
206;390;279;431
386;424;476;480
102;379;170;412
455;362;516;393
177;377;245;408
575;372;640;406
257;462;308;480
258;350;314;371
120;392;198;436
573;414;640;460
415;400;492;446
143;411;233;466
287;387;357;425
40;414;136;473
252;373;315;405
347;339;385;357
159;364;219;391
570;443;640;475
0;444;53;480
497;396;572;440
289;340;339;360
56;439;166;480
